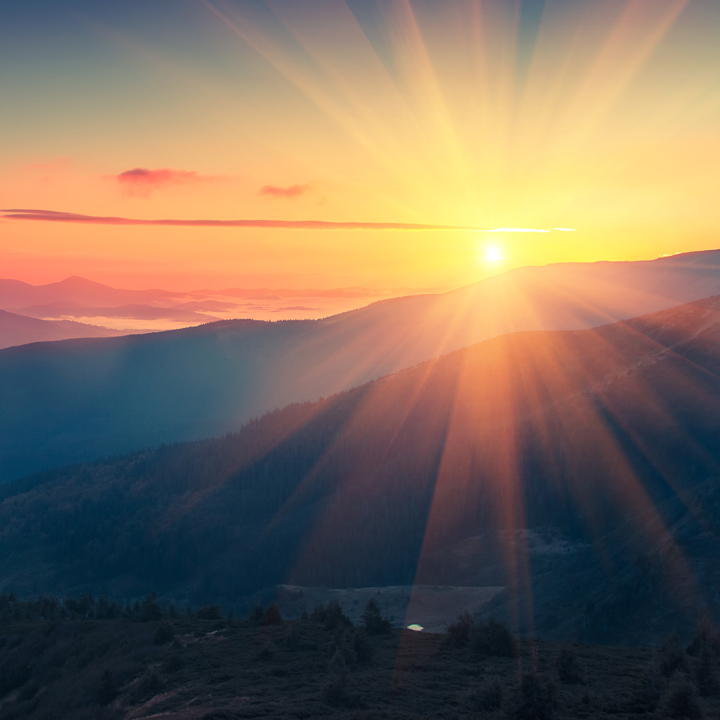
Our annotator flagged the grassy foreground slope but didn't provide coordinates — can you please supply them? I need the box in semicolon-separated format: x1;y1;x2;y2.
1;596;719;720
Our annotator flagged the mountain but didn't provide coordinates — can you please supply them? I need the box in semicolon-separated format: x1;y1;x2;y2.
0;277;405;328
3;250;720;481
0;308;133;350
13;301;215;323
3;296;720;643
0;275;181;309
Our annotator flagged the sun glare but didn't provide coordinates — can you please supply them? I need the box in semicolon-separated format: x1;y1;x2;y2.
484;245;506;262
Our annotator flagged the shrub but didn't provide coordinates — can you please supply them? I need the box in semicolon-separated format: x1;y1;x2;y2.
688;618;720;657
362;599;391;635
474;618;516;658
261;604;283;626
165;654;185;673
661;635;689;677
195;605;223;620
446;611;474;648
556;646;583;684
284;623;301;650
633;663;665;713
353;629;374;664
96;669;118;706
18;682;39;702
322;649;348;707
133;671;164;703
660;673;704;719
312;601;352;631
693;645;719;697
322;674;347;706
140;593;163;622
469;679;502;710
249;604;264;626
0;659;32;697
153;622;175;645
512;673;557;720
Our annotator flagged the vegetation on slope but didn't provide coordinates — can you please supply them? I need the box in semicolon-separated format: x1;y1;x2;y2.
1;595;719;719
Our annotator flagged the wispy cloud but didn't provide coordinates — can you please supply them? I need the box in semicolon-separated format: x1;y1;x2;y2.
488;227;551;233
1;208;487;231
259;183;311;199
114;168;220;197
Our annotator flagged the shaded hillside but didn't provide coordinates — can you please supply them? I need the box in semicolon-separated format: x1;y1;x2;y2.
5;596;718;720
3;250;720;480
3;297;720;642
0;309;134;350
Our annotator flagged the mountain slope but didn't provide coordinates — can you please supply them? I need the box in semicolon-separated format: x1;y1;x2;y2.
3;250;720;481
3;296;720;642
0;308;133;349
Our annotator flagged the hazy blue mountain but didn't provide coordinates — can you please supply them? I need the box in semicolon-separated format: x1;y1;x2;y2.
2;296;720;643
2;250;720;481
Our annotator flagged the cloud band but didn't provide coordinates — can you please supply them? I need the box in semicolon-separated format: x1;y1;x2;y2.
1;209;487;231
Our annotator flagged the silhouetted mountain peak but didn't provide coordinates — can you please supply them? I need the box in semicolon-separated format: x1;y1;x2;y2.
52;275;112;289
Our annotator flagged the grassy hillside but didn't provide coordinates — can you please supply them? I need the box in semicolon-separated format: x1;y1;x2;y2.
1;596;719;720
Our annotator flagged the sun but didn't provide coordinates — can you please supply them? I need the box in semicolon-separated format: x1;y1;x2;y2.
484;244;505;262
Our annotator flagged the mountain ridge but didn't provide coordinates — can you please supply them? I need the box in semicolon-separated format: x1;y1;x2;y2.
3;249;720;481
3;295;720;643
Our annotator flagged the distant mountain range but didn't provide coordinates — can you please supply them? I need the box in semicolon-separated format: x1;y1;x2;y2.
3;295;720;643
2;249;720;480
0;275;182;309
0;276;390;309
0;277;197;344
0;276;400;333
0;308;134;349
15;302;215;324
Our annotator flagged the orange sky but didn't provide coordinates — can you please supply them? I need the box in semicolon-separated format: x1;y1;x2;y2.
1;0;719;291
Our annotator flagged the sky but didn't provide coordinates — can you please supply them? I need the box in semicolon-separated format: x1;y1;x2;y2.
1;0;720;292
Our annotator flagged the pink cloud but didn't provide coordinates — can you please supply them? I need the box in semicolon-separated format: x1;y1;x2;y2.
115;168;215;198
259;183;311;199
1;208;486;231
